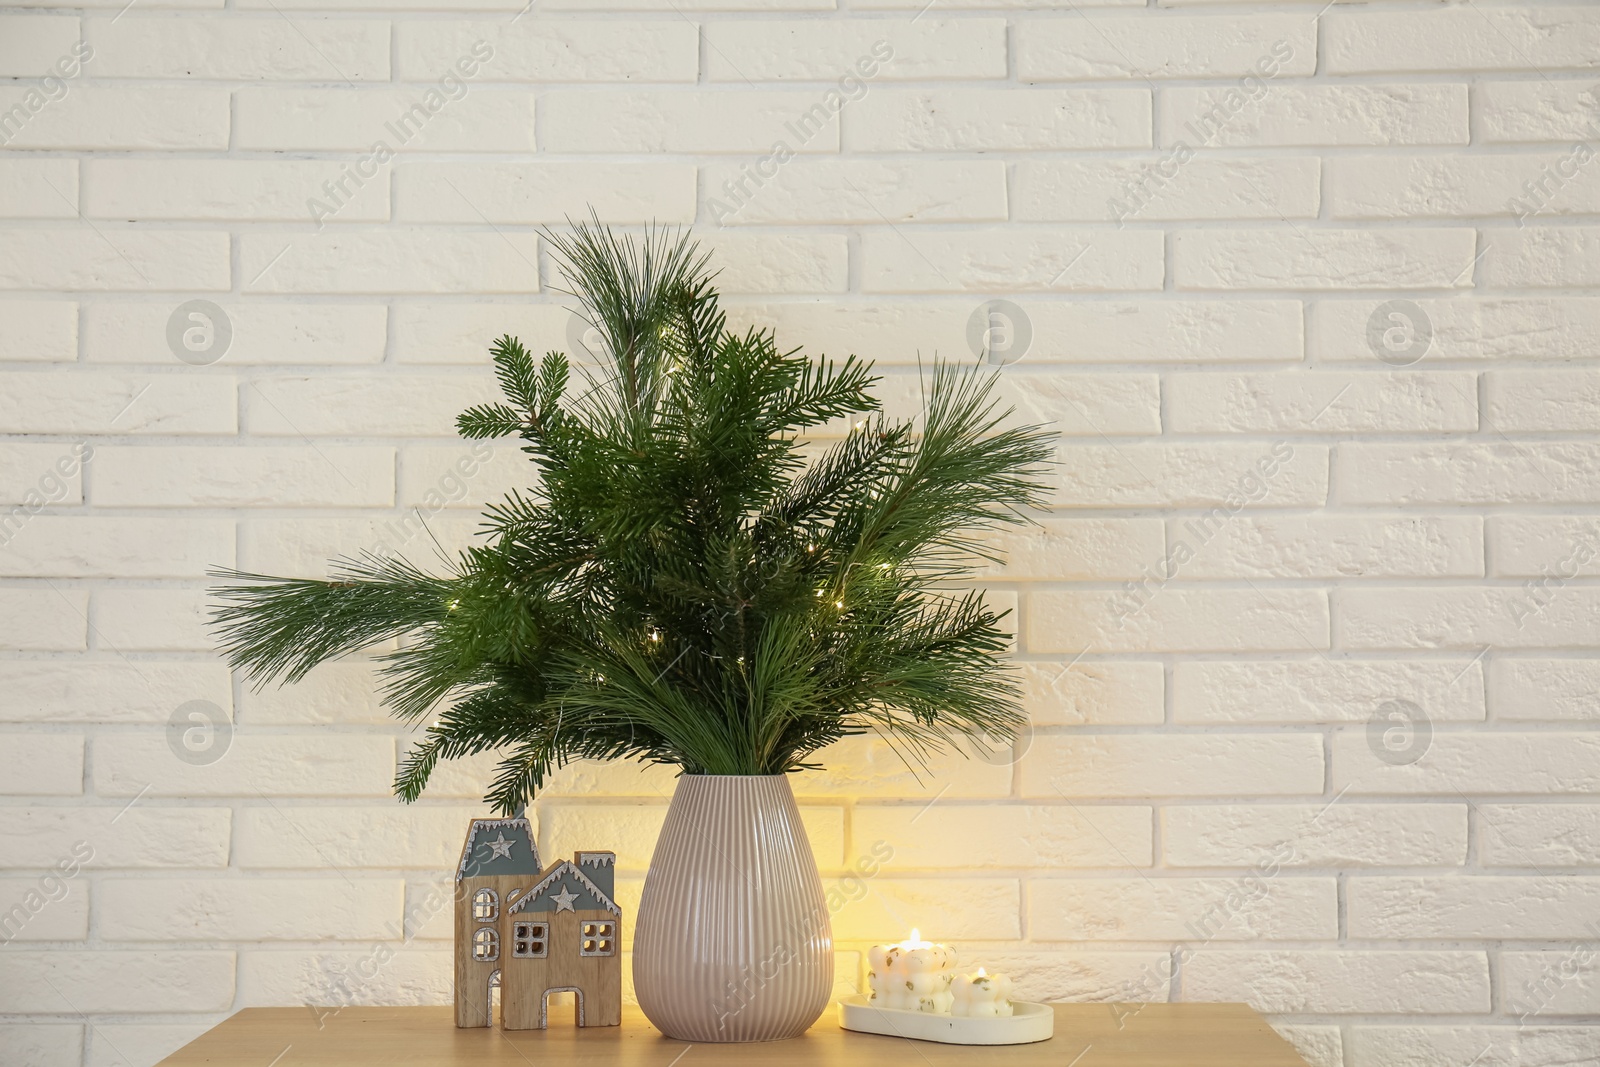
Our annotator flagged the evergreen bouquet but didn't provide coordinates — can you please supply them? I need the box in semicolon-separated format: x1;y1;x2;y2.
212;222;1055;815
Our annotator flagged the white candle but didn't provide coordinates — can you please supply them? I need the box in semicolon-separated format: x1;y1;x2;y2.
866;929;957;1014
951;966;1014;1018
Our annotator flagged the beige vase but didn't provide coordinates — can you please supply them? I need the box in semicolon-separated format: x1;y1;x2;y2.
632;774;833;1041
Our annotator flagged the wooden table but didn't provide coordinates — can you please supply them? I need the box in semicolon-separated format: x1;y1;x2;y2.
158;1004;1309;1066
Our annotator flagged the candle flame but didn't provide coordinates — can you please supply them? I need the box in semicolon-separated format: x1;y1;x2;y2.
908;928;920;943
977;966;987;977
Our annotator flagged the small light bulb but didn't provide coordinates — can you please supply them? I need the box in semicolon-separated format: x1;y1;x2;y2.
834;600;844;609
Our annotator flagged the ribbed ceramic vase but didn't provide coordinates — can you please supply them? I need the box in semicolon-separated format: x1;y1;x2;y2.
633;774;833;1042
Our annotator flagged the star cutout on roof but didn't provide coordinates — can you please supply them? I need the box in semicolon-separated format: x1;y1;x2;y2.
552;886;579;912
486;832;514;860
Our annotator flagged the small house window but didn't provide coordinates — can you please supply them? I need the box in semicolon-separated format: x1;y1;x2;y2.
513;921;548;958
472;927;499;962
473;888;498;923
580;920;617;957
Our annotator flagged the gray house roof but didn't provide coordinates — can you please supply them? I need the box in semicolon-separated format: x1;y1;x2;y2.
509;859;619;916
455;818;542;882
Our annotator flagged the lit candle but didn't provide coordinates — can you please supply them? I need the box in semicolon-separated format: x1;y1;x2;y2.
866;929;957;1014
951;966;1014;1018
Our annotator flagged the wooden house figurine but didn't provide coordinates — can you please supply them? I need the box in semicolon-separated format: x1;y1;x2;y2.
454;817;621;1030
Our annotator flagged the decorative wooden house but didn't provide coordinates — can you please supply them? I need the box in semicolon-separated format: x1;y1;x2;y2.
453;817;621;1030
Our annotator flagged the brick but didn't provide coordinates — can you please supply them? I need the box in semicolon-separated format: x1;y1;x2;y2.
1164;805;1468;868
1326;7;1600;74
1020;15;1314;81
0;806;230;868
236;88;535;152
979;518;1164;580
1339;588;1600;650
93;734;395;796
0;589;86;650
706;20;1003;81
1275;1027;1343;1067
1170;515;1484;580
847;88;1150;151
1338;442;1600;505
0;876;89;941
0;159;75;219
793;736;1011;798
688;233;847;294
0;87;228;150
1483;227;1600;288
0;300;75;362
1479;805;1600;867
92;445;393;507
396;162;694;224
99;877;402;940
538;802;843;870
543;90;838;153
709;161;1005;226
85;302;388;366
861;230;1162;292
391;303;569;365
1182;951;1488;1014
236;806;488;869
544;0;833;7
1332;732;1600;794
1346;1026;1600;1067
1053;442;1328;509
1350;876;1600;939
0;952;234;1013
0;442;84;505
1173;660;1486;725
248;374;496;437
0;372;236;434
0;661;230;724
1030;877;1337;941
92;17;388;80
1175;228;1478;291
1170;371;1476;434
241;230;539;294
1490;658;1600;721
1160;85;1468;147
1489;369;1600;431
1329;154;1600;220
92;588;211;651
833;878;1020;940
727;299;1301;365
237;948;450;1008
398;444;530;512
0;229;228;292
85;1025;212;1067
86;160;388;223
852;805;1153;868
1480;81;1600;143
1023;733;1324;798
1500;952;1600;1015
0;734;82;795
1021;661;1164;726
395;21;697;83
1310;297;1600;363
236;659;389;726
238;515;481;580
0;16;79;77
1015;158;1320;222
0;1026;79;1067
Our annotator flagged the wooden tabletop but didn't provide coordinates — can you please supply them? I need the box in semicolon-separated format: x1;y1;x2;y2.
158;1003;1309;1066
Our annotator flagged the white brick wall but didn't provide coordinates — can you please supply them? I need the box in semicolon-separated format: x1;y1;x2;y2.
2;4;1597;1065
